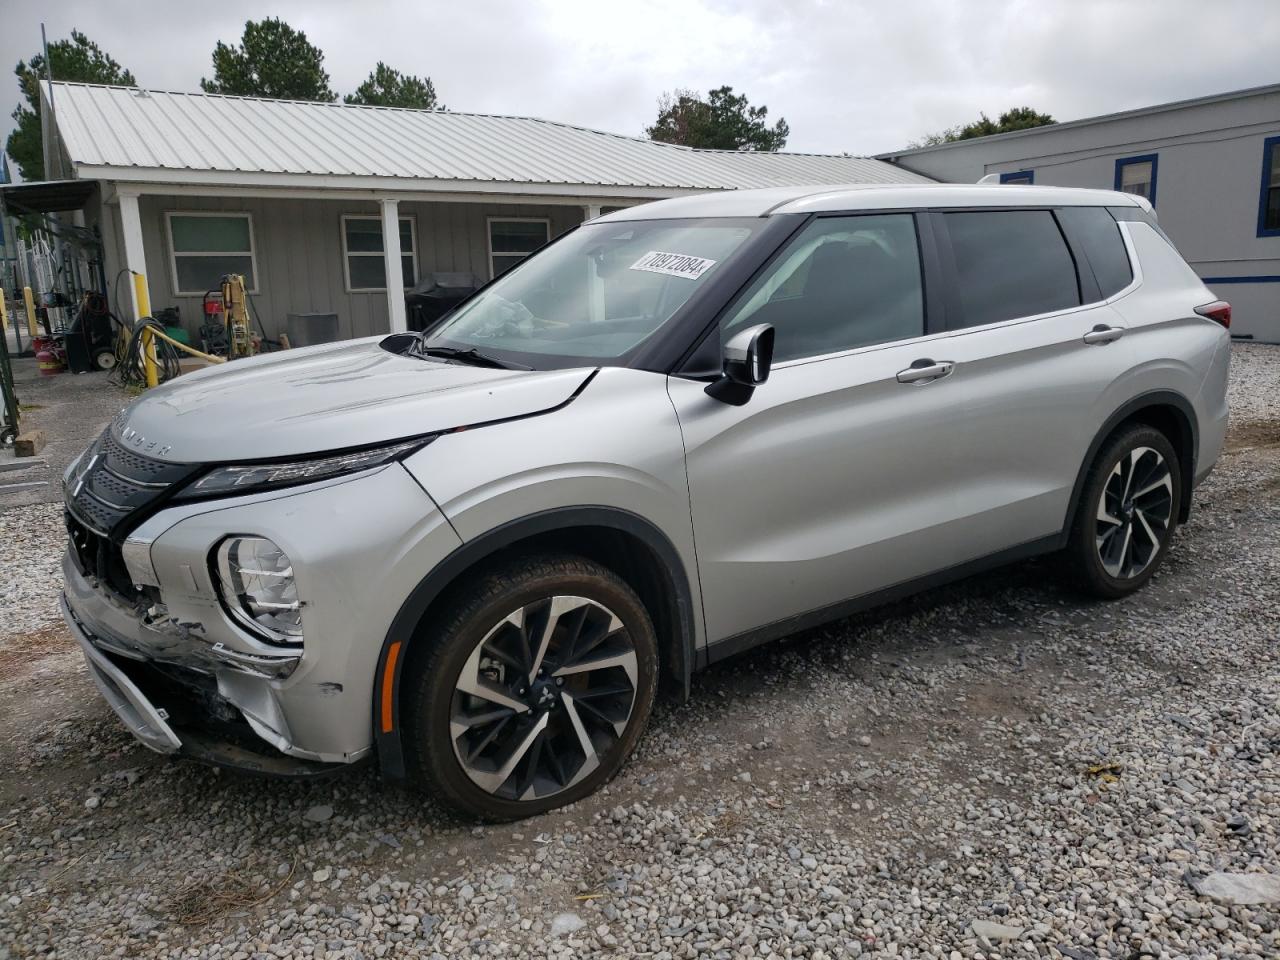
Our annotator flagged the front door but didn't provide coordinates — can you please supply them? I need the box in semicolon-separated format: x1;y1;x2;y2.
668;212;973;644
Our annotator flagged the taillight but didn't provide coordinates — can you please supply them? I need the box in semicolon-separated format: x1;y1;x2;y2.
1195;300;1231;329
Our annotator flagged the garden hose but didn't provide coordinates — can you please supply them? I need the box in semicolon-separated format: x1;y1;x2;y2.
112;317;182;388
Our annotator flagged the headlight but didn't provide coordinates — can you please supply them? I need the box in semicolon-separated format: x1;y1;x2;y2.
214;537;303;645
175;438;431;500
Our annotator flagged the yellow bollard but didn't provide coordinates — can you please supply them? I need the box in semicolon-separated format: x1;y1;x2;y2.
131;272;159;387
141;327;159;388
132;271;151;319
23;286;38;338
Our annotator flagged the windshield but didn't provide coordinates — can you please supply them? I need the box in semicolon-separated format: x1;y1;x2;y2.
423;218;759;365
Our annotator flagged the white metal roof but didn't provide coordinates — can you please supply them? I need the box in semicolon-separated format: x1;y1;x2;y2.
49;83;930;196
875;82;1280;159
597;182;1146;220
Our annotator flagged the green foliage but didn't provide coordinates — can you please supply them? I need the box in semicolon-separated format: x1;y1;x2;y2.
344;62;441;109
6;30;137;181
646;86;789;152
912;107;1055;148
200;18;336;102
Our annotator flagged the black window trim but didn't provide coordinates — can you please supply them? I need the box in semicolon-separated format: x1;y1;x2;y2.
669;202;1145;377
1055;206;1143;303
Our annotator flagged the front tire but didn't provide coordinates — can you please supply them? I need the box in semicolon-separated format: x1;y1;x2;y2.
1066;424;1181;599
403;554;658;820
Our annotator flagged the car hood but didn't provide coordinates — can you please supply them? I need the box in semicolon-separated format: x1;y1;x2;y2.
112;337;595;462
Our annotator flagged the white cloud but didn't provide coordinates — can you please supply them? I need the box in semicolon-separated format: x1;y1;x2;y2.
2;0;1276;168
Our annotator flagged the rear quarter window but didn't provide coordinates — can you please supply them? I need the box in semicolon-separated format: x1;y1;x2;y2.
1056;206;1133;299
944;210;1080;327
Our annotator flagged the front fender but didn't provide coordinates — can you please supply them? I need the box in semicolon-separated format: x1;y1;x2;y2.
374;368;701;779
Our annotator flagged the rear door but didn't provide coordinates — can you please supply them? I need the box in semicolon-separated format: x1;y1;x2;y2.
925;206;1139;556
669;212;976;644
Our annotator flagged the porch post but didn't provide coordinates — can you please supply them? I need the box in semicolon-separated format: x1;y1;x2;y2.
117;190;149;322
583;203;605;323
380;198;407;333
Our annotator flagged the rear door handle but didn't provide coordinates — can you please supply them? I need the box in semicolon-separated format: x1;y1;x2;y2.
1082;324;1125;345
897;359;955;384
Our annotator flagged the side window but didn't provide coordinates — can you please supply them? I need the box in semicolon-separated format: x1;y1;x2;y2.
166;213;257;295
1056;207;1133;298
999;170;1034;185
1259;135;1280;238
489;219;550;278
945;210;1080;327
722;214;924;364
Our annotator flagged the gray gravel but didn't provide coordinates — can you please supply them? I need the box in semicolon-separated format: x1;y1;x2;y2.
0;502;67;636
0;344;1277;959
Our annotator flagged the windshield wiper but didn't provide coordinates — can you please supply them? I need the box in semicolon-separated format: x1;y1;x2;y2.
412;345;530;370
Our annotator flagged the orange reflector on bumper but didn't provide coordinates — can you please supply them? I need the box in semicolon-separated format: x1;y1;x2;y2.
380;641;402;733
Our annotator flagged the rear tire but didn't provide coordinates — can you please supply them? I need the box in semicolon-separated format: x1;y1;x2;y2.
1066;424;1181;599
403;554;658;821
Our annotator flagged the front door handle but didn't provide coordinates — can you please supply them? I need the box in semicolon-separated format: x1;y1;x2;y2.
1082;324;1125;345
897;359;955;384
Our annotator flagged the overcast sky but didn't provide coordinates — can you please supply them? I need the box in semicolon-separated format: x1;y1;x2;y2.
3;0;1277;163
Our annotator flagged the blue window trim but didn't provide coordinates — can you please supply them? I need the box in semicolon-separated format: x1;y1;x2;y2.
999;170;1034;184
1200;275;1280;284
1259;135;1280;238
1114;153;1159;207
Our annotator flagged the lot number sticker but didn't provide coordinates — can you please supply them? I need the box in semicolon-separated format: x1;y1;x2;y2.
630;250;718;280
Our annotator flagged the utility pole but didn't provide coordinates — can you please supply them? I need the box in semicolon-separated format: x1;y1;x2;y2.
40;23;63;180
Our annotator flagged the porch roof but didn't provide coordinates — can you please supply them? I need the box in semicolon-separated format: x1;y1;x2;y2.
49;83;930;197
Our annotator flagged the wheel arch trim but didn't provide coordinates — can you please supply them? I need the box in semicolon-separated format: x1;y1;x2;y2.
372;505;696;779
1064;389;1199;539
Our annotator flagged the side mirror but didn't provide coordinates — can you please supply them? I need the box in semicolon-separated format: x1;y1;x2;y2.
705;324;774;406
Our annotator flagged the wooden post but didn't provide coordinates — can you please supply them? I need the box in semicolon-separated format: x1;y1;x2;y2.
23;286;38;338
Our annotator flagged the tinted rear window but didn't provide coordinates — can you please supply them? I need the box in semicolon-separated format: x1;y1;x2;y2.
945;210;1080;327
1057;206;1133;298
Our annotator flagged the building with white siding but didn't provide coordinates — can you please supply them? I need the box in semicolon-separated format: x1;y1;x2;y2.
877;84;1280;342
1;82;928;342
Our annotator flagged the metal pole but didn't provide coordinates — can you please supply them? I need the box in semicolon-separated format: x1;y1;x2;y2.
41;23;63;180
0;289;21;443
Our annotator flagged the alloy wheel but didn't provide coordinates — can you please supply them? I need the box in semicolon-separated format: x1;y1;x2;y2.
1095;446;1174;580
449;595;638;801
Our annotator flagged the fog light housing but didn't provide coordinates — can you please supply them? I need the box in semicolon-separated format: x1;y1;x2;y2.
214;537;302;645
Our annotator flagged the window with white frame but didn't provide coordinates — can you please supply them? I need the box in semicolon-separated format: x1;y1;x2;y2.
342;216;418;292
166;212;258;295
1114;155;1158;204
488;218;550;278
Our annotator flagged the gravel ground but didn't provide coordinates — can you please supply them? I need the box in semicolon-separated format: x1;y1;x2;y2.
0;344;1276;959
0;350;129;635
0;344;129;512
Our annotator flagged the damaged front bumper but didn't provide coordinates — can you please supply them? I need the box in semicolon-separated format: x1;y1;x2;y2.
62;594;347;777
60;460;463;777
62;561;359;777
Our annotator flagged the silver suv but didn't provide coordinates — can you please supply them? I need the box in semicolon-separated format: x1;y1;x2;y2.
62;184;1231;819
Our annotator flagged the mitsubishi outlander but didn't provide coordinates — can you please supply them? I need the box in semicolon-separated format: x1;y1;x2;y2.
62;184;1231;819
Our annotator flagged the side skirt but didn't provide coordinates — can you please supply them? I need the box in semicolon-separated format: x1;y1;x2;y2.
698;534;1063;667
